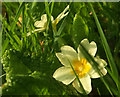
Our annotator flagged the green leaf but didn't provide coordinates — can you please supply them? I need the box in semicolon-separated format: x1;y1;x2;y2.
72;13;89;47
2;50;31;85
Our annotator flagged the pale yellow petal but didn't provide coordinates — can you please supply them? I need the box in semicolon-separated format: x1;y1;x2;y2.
87;57;107;78
26;28;46;36
60;46;78;62
41;14;47;22
33;27;46;32
77;46;84;60
73;74;92;94
34;21;45;27
88;67;107;78
53;66;75;85
89;41;97;56
34;14;47;28
56;53;71;67
80;38;97;57
95;56;107;68
51;15;54;21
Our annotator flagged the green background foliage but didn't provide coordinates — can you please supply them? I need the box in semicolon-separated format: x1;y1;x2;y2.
1;2;120;96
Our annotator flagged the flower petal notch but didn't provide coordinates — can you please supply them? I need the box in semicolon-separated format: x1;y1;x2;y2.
53;38;107;94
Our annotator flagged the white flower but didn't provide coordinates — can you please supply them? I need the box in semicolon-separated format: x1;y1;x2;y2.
27;14;53;36
53;38;107;94
27;5;69;36
34;14;54;31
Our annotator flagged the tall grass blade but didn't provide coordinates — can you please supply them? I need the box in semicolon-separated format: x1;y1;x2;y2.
11;2;25;32
26;1;37;27
4;28;20;51
4;20;21;49
89;3;119;90
57;16;68;36
50;1;54;14
2;38;9;55
3;2;14;16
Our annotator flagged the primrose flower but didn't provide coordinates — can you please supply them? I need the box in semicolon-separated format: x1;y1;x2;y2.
27;5;69;36
34;14;54;31
53;38;107;94
27;14;53;36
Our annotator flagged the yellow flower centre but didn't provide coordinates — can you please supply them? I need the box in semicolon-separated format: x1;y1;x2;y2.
71;58;91;78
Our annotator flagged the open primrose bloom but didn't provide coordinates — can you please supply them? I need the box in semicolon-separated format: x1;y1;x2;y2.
27;5;69;36
53;38;107;94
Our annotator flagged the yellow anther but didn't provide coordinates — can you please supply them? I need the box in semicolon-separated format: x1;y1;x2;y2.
71;58;91;78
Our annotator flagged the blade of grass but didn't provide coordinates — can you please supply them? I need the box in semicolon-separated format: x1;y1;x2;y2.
26;9;35;31
0;74;6;79
13;34;22;48
44;1;53;54
21;2;26;49
54;5;70;41
97;88;101;96
1;18;9;55
45;1;54;31
54;3;72;38
0;12;1;59
53;16;68;44
50;0;54;14
89;3;119;91
2;38;9;55
57;16;68;36
11;2;25;32
3;27;20;51
2;3;21;49
45;1;51;32
3;3;24;51
4;20;22;49
2;19;20;51
26;1;37;27
22;3;25;34
3;2;14;16
32;34;37;53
